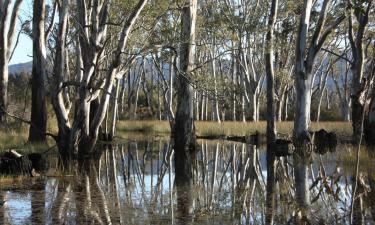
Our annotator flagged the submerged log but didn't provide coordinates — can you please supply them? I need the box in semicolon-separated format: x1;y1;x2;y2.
246;131;260;145
272;139;294;157
313;129;338;154
197;131;261;145
196;134;226;140
227;136;246;143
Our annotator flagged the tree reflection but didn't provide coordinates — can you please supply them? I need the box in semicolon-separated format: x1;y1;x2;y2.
1;140;374;224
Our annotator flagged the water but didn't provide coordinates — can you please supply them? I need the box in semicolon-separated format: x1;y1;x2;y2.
1;138;374;224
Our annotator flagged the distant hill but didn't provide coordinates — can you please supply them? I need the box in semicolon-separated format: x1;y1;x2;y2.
9;61;32;75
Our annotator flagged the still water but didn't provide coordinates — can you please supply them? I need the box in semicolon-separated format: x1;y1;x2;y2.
0;138;374;224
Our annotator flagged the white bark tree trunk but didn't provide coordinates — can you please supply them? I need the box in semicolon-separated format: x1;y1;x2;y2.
209;38;221;123
293;0;344;213
0;0;24;122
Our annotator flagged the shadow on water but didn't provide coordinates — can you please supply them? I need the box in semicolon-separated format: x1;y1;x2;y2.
0;139;375;224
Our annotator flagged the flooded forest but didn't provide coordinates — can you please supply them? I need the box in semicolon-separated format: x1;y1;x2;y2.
0;0;375;224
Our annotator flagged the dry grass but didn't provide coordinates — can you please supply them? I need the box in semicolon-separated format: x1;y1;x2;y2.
0;120;352;151
117;120;353;138
0;123;29;149
0;118;57;153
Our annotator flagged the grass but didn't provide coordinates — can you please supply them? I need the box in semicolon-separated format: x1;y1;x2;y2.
0;120;57;154
0;122;29;150
0;119;353;152
116;120;353;138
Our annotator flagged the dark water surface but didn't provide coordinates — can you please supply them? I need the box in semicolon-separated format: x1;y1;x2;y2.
1;138;374;224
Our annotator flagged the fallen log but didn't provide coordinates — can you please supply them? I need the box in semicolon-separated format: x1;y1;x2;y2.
0;150;43;177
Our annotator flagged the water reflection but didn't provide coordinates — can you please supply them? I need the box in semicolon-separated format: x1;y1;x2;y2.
0;139;374;224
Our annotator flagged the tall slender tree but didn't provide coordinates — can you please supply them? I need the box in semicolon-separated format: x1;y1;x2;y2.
173;0;198;222
265;0;278;224
293;0;344;216
347;0;373;144
29;0;47;142
0;0;24;122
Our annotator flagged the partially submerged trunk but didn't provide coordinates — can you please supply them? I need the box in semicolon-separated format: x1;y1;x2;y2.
51;0;71;156
293;0;344;215
50;0;148;157
173;3;197;222
265;0;278;223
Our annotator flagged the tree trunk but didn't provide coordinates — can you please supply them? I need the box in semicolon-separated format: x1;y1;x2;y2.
210;38;221;123
51;0;71;156
316;65;329;122
265;0;278;223
0;51;8;122
174;2;197;222
231;43;237;121
316;87;325;122
277;86;287;121
348;1;372;144
110;79;120;140
29;0;47;143
0;0;23;122
169;56;174;119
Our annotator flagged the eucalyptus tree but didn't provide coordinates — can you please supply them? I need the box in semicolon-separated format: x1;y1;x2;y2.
315;58;331;122
346;0;373;144
265;0;278;223
50;0;148;156
332;57;351;121
0;0;24;122
214;0;267;122
273;1;297;121
28;0;48;143
293;0;345;215
173;0;197;205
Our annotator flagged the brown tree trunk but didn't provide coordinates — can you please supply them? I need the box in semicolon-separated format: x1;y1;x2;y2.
29;0;47;143
173;1;197;223
265;0;278;223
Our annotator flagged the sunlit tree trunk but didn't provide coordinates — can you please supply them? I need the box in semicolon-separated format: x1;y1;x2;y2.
293;0;344;215
51;0;71;155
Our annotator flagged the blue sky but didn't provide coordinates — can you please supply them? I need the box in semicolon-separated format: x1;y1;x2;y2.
9;0;33;65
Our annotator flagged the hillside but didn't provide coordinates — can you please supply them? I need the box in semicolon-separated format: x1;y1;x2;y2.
9;61;32;75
